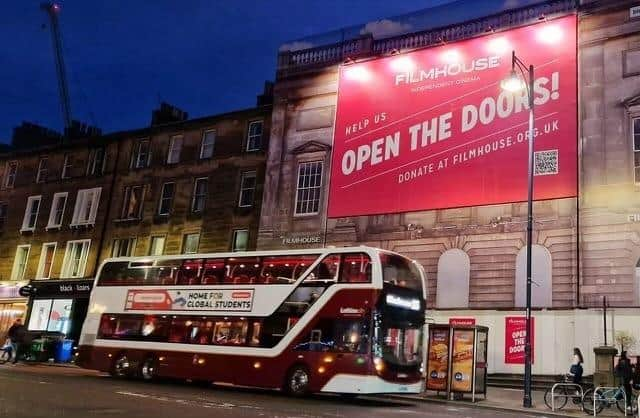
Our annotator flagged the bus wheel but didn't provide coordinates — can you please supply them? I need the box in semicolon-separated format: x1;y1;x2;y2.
286;366;310;396
140;357;157;381
111;353;131;378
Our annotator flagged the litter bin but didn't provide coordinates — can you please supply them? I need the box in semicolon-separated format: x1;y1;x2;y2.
54;339;74;363
29;338;46;362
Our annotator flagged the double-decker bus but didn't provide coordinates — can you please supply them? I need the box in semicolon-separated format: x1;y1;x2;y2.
77;246;427;395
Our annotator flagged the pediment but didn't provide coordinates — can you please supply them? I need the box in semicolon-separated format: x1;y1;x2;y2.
290;140;331;155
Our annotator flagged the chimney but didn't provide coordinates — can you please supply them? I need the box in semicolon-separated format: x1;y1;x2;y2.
11;121;62;149
256;81;274;106
151;102;188;125
65;120;102;141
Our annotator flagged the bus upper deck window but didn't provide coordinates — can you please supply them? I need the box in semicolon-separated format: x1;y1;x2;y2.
177;259;203;285
202;259;225;284
303;255;340;283
339;253;371;283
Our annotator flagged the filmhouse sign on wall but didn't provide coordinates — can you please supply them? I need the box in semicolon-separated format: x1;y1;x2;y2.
329;15;577;217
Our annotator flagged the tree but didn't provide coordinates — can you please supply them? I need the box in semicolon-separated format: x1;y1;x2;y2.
615;331;637;353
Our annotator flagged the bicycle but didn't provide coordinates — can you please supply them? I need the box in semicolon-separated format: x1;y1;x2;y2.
0;340;13;364
543;374;588;410
582;385;638;415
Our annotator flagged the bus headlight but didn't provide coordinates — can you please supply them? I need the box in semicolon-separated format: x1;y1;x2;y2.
374;357;384;372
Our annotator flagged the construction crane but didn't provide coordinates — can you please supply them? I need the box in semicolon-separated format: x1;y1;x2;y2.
41;2;72;134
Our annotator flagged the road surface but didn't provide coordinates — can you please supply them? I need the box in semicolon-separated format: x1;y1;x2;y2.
0;364;556;418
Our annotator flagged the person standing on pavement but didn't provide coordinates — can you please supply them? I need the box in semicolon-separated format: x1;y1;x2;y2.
569;347;584;384
616;350;634;411
7;318;25;364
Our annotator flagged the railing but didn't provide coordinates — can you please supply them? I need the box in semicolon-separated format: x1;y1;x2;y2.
551;382;583;412
276;0;576;78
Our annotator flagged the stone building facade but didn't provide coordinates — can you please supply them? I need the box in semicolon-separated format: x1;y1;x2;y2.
258;0;640;374
0;129;119;340
101;105;271;260
0;100;271;341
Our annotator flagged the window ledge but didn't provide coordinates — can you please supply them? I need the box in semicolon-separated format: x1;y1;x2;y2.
19;228;35;234
45;225;62;231
70;222;95;229
114;218;142;224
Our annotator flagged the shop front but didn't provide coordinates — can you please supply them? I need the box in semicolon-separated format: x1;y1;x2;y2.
0;283;28;341
20;279;93;344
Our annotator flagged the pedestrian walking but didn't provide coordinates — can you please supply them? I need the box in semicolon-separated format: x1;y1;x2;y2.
569;347;584;384
615;350;634;411
6;318;25;364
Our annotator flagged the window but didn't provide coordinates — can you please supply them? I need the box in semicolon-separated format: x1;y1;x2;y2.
120;185;144;220
36;157;48;183
47;192;67;229
295;318;369;354
515;245;552;308
71;188;101;226
191;178;208;213
261;255;317;284
3;161;17;188
149;236;165;256
634;118;640;183
112;238;137;257
27;299;72;333
61;239;90;278
232;229;249;252
295;161;323;215
200;130;215;159
182;233;200;254
87;147;106;176
21;195;41;232
61;154;72;179
246;120;263;151
339;253;372;283
36;242;56;279
381;253;423;291
167;135;182;164
157;182;175;215
237;171;256;207
0;202;7;230
131;139;150;169
436;249;470;308
10;245;30;281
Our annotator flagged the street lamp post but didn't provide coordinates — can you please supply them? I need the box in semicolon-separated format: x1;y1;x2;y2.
501;50;534;409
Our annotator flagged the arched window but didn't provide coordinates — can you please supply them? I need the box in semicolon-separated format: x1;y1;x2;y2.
515;245;552;308
436;249;470;308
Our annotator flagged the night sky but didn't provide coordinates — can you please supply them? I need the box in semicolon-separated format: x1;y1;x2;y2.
1;0;535;142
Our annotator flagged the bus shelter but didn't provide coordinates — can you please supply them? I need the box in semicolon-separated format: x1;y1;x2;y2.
425;323;488;402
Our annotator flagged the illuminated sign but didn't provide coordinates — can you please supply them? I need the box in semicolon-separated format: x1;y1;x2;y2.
386;294;421;311
329;15;577;217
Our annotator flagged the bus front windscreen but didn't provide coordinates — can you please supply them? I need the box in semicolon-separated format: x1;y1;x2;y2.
380;253;424;292
379;322;423;367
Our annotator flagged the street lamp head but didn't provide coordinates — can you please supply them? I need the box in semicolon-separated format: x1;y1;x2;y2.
501;69;526;93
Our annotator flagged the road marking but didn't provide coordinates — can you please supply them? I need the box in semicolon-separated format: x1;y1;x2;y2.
116;390;264;411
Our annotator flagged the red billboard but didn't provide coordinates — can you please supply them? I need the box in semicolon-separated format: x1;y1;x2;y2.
329;15;577;217
505;316;535;364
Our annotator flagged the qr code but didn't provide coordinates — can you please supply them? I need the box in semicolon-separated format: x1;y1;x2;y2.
534;150;558;176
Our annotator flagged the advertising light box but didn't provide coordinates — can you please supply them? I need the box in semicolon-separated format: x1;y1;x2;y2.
329;15;577;217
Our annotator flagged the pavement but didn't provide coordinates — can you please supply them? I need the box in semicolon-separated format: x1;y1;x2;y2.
0;362;606;418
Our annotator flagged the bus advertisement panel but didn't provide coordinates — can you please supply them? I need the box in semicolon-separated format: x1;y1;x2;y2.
329;15;577;217
77;247;427;396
